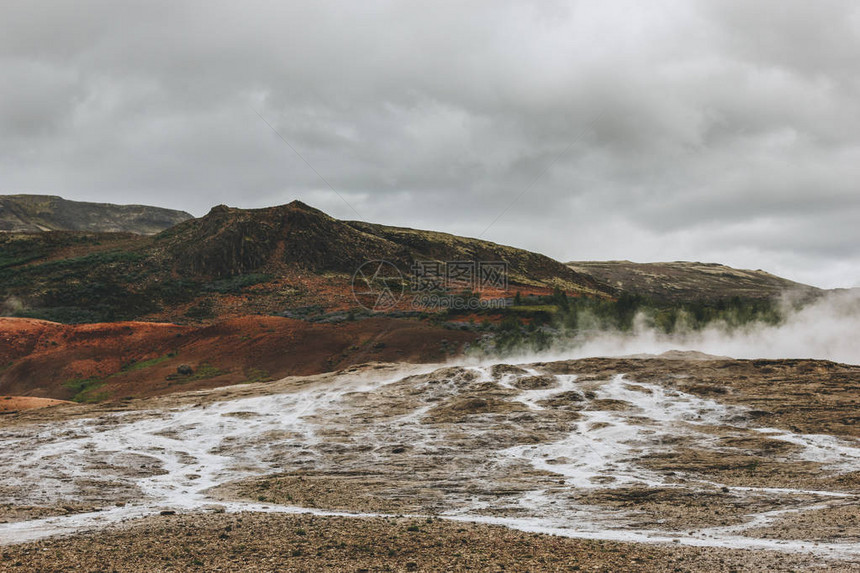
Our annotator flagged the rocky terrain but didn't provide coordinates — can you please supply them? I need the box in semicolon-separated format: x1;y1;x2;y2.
0;356;857;571
0;195;192;235
0;513;838;572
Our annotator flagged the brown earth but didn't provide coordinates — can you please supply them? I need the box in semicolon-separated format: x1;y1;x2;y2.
0;511;843;573
0;316;476;402
1;358;859;570
743;503;860;543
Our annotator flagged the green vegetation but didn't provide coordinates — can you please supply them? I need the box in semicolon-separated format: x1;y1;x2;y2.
507;304;560;315
0;229;276;324
16;307;106;324
243;367;273;384
0;240;163;322
186;362;226;380
143;279;199;306
34;250;146;270
457;288;786;356
0;233;74;269
185;299;216;320
34;279;159;322
121;352;177;373
203;273;272;294
0;250;46;269
7;268;271;322
63;377;109;403
62;352;178;402
551;291;784;333
62;356;227;402
166;362;226;385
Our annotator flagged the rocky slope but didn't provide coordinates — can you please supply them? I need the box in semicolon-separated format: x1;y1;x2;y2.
157;201;607;294
0;201;613;324
0;195;192;234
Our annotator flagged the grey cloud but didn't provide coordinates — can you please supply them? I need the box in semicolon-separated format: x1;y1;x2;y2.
1;0;859;287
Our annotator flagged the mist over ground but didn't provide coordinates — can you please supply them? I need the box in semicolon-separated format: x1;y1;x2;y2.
498;289;860;365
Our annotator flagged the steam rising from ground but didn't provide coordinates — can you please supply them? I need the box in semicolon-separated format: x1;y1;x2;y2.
535;289;860;365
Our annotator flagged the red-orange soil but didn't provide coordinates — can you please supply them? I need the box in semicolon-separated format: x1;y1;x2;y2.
0;396;72;412
0;317;476;403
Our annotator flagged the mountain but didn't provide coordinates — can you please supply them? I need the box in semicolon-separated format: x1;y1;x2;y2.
154;201;606;291
567;260;820;303
154;202;404;277
345;219;605;294
0;200;613;324
0;195;192;235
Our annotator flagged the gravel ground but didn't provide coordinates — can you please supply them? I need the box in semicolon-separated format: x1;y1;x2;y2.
2;357;860;571
0;511;850;573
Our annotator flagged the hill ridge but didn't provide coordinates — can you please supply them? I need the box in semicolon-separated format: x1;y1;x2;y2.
566;260;819;303
0;194;192;235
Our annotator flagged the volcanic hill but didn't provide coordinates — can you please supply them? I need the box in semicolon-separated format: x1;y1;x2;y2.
1;200;613;324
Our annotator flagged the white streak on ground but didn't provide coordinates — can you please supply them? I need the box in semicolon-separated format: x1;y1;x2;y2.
1;364;858;560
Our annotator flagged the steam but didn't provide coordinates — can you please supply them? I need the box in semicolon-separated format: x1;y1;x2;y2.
530;289;860;365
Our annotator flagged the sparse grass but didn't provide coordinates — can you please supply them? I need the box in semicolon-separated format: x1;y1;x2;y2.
203;273;272;294
61;352;180;402
0;252;46;269
121;352;177;373
190;363;226;380
184;299;215;320
63;377;109;403
507;304;560;314
166;362;227;385
243;367;272;384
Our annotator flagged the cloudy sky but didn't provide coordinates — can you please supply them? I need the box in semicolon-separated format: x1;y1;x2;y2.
2;1;859;288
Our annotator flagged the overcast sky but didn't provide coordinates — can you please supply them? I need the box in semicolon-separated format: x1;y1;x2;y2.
2;1;859;288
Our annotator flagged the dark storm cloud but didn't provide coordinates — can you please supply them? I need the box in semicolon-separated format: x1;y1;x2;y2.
1;0;859;287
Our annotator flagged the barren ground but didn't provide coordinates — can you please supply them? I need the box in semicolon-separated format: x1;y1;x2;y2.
1;355;858;571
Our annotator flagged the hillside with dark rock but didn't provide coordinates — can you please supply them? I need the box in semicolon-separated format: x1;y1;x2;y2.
154;202;406;277
0;200;613;324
